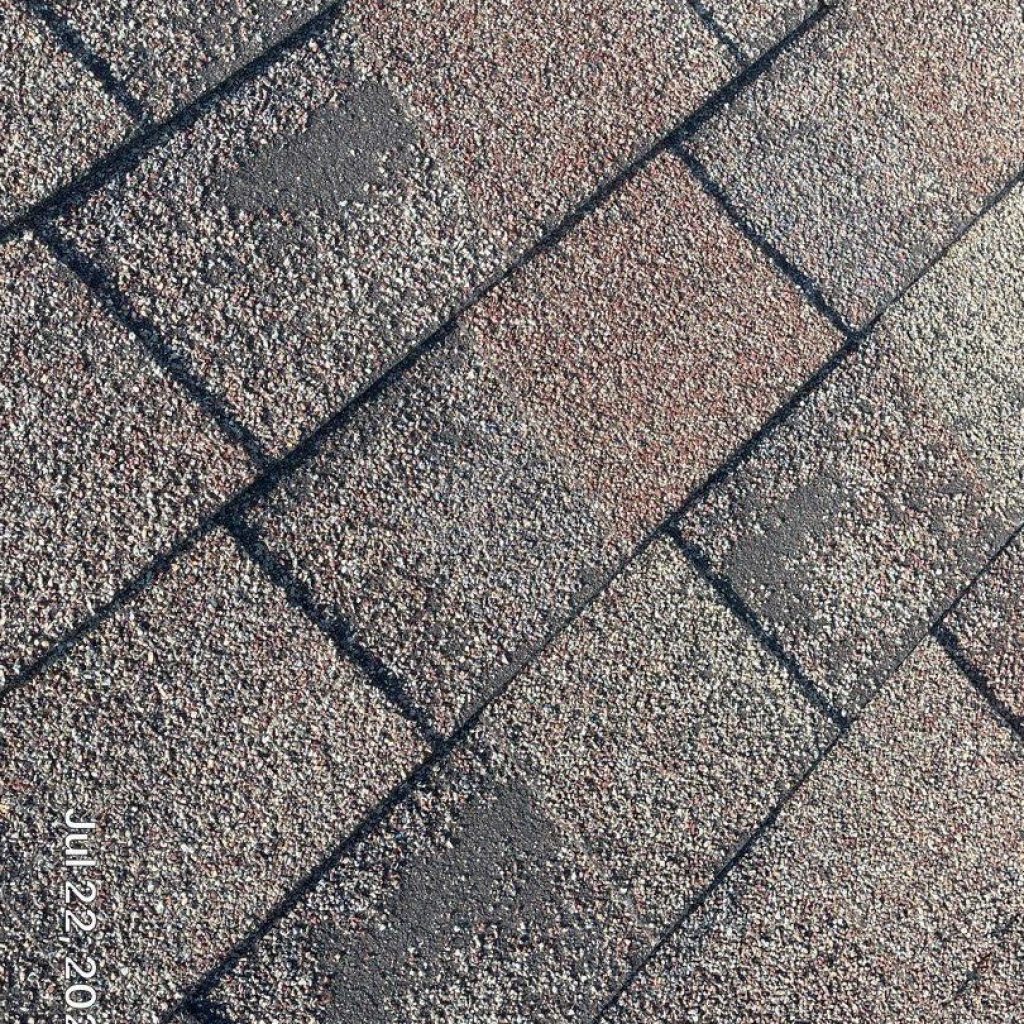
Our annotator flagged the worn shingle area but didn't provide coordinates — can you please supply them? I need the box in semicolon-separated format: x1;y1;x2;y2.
201;537;832;1023
58;20;499;456
0;530;423;1023
0;6;133;220
247;152;840;732
678;179;1024;716
946;529;1024;723
608;638;1024;1024
691;0;1024;326
0;235;250;685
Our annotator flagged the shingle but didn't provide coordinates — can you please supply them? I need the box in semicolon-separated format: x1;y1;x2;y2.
946;530;1024;723
57;3;737;459
701;0;818;60
0;236;250;686
677;180;1024;716
52;0;319;118
351;0;733;251
0;530;424;1023
246;153;841;732
199;536;833;1023
0;7;133;220
58;20;501;456
607;637;1024;1024
689;0;1024;326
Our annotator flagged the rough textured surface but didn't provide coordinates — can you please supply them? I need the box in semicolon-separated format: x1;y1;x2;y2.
467;153;841;543
0;236;250;685
202;538;832;1023
678;181;1024;715
53;0;319;118
691;0;1024;325
60;20;500;456
248;154;839;732
944;924;1024;1023
608;638;1024;1024
946;530;1024;722
0;5;133;219
6;2;1024;1020
351;0;732;251
702;0;818;60
0;531;423;1023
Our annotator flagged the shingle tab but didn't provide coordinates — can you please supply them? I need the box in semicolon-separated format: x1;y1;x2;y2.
0;7;133;220
246;153;841;731
200;537;833;1023
0;236;251;685
0;530;424;1023
946;530;1024;723
59;21;499;456
52;0;319;118
690;0;1024;326
607;638;1024;1024
678;180;1024;715
351;0;733;251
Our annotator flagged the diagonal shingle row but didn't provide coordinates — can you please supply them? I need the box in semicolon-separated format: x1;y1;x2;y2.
182;173;1024;1024
3;2;1024;1023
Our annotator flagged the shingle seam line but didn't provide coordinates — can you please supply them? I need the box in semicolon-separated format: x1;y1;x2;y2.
666;525;849;731
675;145;859;339
21;0;150;123
686;0;749;66
590;731;843;1021
35;222;271;469
933;623;1024;745
222;515;445;750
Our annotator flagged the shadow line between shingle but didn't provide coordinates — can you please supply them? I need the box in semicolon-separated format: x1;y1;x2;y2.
21;0;150;123
2;3;831;696
667;527;849;730
686;0;750;67
222;516;445;750
590;516;1024;1023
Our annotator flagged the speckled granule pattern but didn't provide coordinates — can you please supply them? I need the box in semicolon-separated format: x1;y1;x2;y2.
0;6;133;219
0;236;251;686
351;0;733;251
52;0;319;118
5;2;1024;1021
248;153;840;733
947;530;1024;722
607;638;1024;1024
465;152;841;543
59;19;501;456
690;0;1024;326
943;925;1024;1023
703;0;818;59
203;537;832;1023
247;332;619;735
678;180;1024;716
0;530;423;1024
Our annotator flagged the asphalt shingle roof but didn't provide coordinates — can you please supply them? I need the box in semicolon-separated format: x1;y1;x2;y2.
2;2;1023;1023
